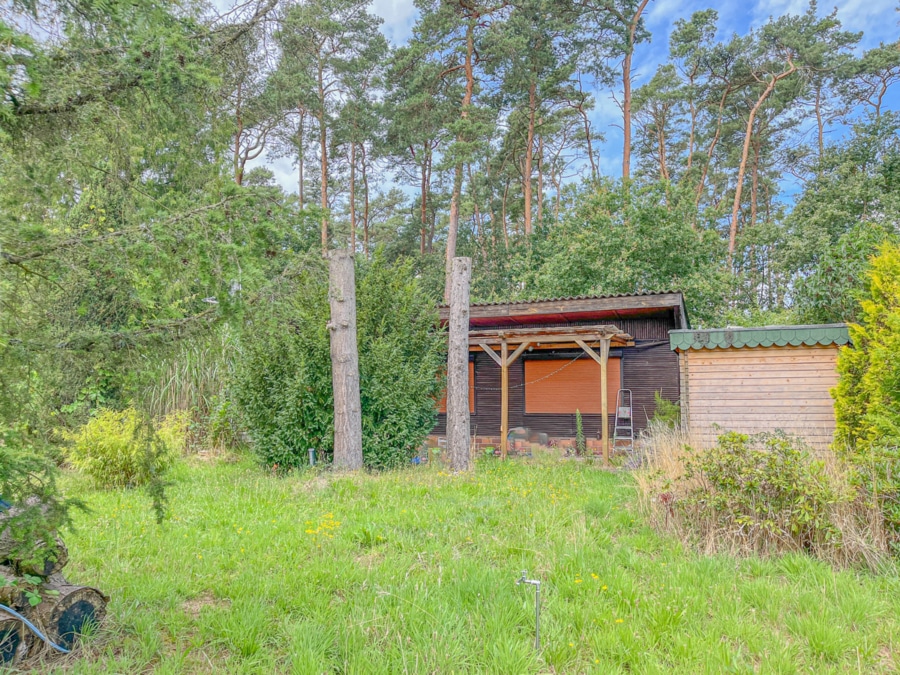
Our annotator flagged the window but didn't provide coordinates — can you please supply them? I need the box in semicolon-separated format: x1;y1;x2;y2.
524;357;620;414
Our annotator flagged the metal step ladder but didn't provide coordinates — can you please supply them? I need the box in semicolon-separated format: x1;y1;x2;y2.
613;389;634;454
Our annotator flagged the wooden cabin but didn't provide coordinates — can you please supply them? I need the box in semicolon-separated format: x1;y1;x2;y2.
670;325;850;449
431;292;687;456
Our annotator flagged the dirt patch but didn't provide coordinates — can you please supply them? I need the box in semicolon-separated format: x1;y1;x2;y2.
355;550;384;569
182;592;231;619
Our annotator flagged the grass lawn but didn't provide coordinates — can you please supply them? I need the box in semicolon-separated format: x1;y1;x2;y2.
43;455;900;673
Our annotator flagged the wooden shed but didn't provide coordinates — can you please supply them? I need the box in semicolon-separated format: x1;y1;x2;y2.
432;292;688;456
670;325;850;449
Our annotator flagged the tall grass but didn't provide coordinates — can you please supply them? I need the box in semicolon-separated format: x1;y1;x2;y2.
52;457;900;673
635;424;892;571
138;326;242;452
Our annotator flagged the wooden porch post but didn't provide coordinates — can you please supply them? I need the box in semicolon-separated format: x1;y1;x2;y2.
600;338;611;465
500;339;509;460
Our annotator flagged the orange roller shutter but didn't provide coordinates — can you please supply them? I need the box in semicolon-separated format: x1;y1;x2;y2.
437;361;475;413
524;358;620;414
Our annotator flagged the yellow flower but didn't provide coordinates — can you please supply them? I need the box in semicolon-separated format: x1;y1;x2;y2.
575;579;583;584
591;573;599;579
601;585;608;591
615;618;623;624
568;642;574;647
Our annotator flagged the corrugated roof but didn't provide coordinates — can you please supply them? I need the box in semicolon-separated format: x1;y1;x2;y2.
669;324;850;351
460;290;684;308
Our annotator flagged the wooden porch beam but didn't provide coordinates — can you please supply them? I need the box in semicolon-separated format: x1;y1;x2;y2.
574;339;603;366
599;338;611;465
470;334;631;347
500;340;509;460
505;341;531;366
477;341;503;367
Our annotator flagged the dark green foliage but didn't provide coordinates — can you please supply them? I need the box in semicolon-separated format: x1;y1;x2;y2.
649;391;681;429
234;252;445;470
680;432;840;550
0;425;79;566
522;181;729;324
575;409;585;456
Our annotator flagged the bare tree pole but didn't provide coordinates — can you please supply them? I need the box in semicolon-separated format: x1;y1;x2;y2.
328;249;363;470
447;257;472;472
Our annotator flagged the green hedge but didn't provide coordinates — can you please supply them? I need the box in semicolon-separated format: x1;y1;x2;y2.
234;253;445;470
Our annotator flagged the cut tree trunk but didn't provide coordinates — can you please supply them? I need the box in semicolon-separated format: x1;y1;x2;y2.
447;257;472;473
0;615;31;665
328;250;363;471
0;506;68;577
22;575;108;652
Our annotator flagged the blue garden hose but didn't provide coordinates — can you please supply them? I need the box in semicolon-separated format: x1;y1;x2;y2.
0;603;70;654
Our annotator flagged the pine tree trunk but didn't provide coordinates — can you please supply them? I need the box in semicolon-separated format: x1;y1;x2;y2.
729;66;794;261
298;106;305;209
328;250;363;471
361;143;370;258
447;257;472;472
622;51;633;180
523;81;536;236
318;61;329;254
420;157;428;256
349;142;356;252
445;19;475;303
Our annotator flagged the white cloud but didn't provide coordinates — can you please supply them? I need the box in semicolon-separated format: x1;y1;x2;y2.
369;0;418;44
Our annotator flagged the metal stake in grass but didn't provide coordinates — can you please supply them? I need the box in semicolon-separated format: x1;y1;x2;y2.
516;570;541;651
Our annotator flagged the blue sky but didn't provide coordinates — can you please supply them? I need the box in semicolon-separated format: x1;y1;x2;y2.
260;0;899;194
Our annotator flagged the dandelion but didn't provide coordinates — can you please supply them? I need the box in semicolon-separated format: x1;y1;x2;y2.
569;643;574;647
615;618;623;623
602;585;608;591
591;573;599;579
575;578;583;584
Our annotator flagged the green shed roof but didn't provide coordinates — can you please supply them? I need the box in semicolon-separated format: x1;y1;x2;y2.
669;324;850;351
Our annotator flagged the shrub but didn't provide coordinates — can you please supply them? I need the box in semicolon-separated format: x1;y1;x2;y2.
649;391;681;429
64;408;177;488
575;410;585;456
636;428;890;569
681;432;840;551
233;252;445;470
833;242;900;546
0;424;78;566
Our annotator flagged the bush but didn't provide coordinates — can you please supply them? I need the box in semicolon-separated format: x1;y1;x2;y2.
833;242;900;546
636;428;890;569
649;391;681;429
63;408;178;488
0;424;78;566
233;252;445;470
681;432;840;551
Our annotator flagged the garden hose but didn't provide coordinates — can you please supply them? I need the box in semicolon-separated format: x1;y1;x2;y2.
0;603;71;654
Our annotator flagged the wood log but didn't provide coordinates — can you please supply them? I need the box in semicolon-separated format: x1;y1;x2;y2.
0;615;32;666
15;536;68;578
22;575;108;651
0;565;22;607
447;257;472;472
0;501;68;577
328;249;363;471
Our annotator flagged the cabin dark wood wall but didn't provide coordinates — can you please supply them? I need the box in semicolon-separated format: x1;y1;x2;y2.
433;314;680;438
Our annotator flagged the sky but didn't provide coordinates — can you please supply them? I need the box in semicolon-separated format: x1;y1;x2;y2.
257;0;899;195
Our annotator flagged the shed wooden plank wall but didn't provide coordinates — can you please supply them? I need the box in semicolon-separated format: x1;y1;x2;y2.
683;345;840;449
